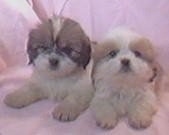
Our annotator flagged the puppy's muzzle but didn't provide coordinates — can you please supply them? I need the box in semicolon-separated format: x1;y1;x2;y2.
48;51;62;69
121;59;130;66
49;58;59;67
120;58;131;72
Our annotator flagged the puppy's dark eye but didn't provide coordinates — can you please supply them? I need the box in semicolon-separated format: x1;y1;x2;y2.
62;47;80;57
109;50;119;58
62;47;72;54
133;50;142;57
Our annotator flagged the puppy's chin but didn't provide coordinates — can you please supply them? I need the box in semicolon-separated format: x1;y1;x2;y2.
33;54;78;78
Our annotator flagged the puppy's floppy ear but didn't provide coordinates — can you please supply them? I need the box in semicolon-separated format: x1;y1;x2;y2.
131;37;164;91
56;18;91;69
130;38;156;62
149;61;164;94
80;37;91;69
27;19;53;64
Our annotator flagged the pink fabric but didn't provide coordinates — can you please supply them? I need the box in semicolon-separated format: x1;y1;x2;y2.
0;67;169;135
0;0;169;71
0;0;169;135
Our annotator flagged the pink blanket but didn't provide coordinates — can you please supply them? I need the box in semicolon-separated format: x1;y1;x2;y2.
0;0;169;135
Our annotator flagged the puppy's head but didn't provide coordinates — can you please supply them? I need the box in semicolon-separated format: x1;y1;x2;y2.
27;16;91;77
93;28;157;85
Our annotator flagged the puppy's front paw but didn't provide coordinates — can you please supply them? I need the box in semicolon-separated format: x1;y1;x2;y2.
52;102;81;121
94;110;118;129
128;112;153;129
4;92;27;108
4;88;38;109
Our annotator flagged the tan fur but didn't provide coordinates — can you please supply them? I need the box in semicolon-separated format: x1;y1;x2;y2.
91;28;161;129
130;38;156;62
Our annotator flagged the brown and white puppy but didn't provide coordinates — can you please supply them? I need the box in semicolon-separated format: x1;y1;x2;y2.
91;28;161;129
4;16;94;121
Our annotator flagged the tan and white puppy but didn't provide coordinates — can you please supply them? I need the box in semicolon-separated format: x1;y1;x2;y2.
4;16;94;121
91;28;161;129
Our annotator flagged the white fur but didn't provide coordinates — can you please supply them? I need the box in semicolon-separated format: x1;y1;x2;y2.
91;28;158;129
34;53;78;78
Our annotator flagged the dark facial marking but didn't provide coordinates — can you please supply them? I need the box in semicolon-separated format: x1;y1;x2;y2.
61;46;74;55
27;17;91;68
54;18;91;69
27;19;54;64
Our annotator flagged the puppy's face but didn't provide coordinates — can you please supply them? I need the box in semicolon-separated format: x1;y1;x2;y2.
93;29;156;85
27;17;91;77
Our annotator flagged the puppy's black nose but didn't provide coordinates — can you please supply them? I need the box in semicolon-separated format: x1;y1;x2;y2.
49;58;59;66
121;59;130;66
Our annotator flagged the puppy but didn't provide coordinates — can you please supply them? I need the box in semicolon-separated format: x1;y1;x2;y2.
91;28;161;129
4;16;94;121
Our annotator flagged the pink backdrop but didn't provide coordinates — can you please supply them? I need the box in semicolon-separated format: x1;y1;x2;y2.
0;0;169;71
0;0;169;135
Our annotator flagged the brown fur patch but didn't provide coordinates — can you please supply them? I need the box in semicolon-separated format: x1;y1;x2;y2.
55;18;91;68
130;38;156;62
27;17;91;68
27;19;53;64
